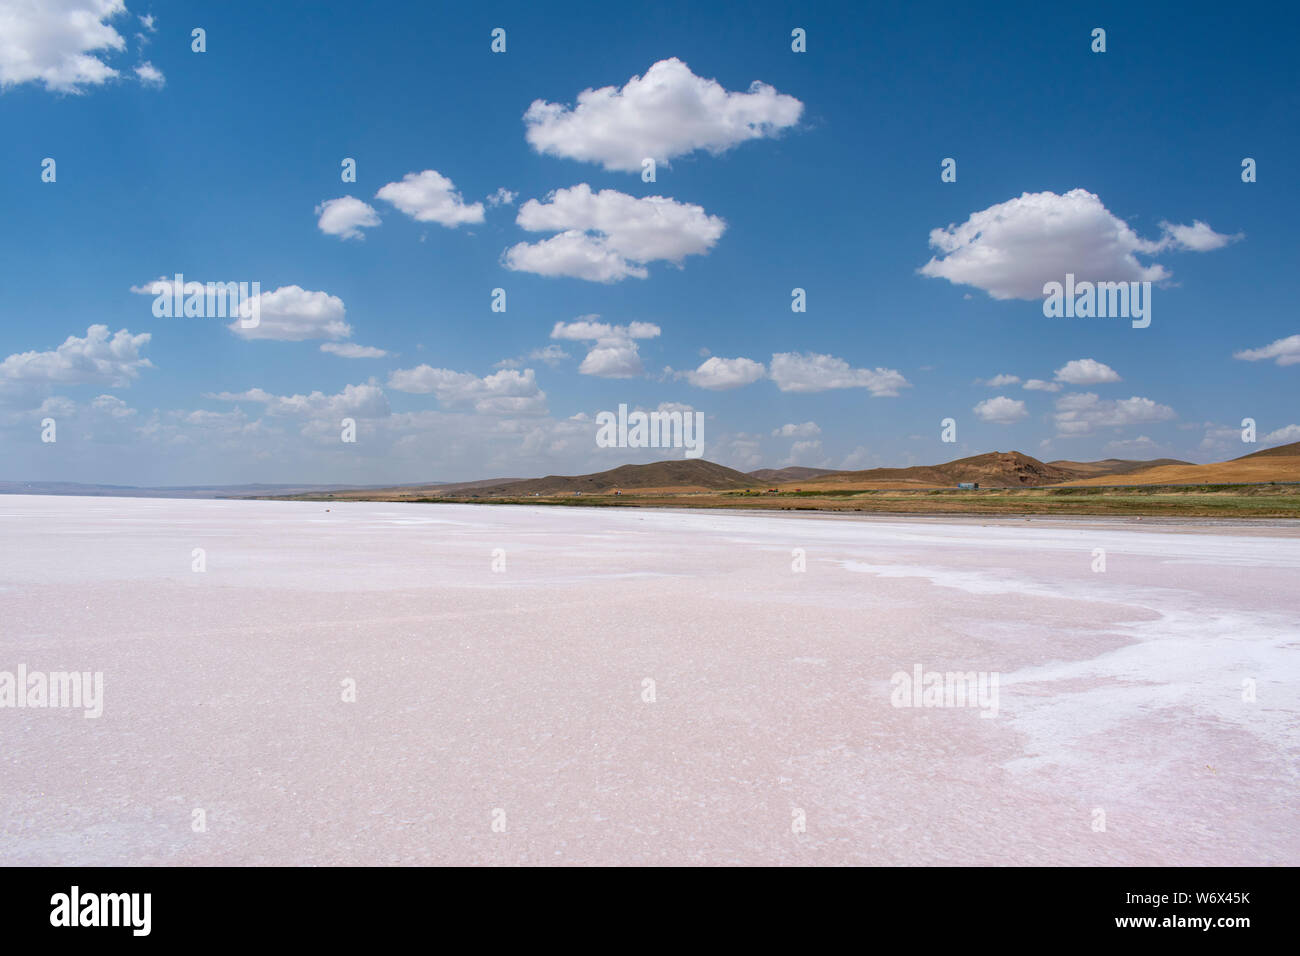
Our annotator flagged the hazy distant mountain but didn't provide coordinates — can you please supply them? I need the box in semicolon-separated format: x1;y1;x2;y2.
332;477;527;497
429;459;755;496
0;481;415;499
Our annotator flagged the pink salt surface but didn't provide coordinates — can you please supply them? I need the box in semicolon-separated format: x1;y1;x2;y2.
1;495;1296;866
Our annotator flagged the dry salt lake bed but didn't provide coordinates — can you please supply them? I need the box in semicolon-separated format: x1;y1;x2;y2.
1;494;1297;866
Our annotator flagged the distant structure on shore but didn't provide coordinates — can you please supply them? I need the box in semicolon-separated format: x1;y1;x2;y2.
957;482;980;490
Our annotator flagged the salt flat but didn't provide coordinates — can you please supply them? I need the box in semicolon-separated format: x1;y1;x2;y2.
1;495;1296;866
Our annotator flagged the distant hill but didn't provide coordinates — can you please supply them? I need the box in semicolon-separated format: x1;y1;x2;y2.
343;476;526;497
1062;441;1300;486
445;459;755;496
802;451;1080;489
1233;440;1300;460
300;451;1194;501
28;443;1298;504
748;466;838;483
1048;458;1191;478
0;481;404;499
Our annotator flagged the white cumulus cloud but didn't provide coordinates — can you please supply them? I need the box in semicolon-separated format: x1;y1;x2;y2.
772;421;820;438
0;0;128;93
375;170;484;227
91;392;135;417
233;285;350;341
504;184;724;282
130;278;352;342
1023;379;1062;392
1053;393;1176;436
523;57;803;172
1234;334;1300;367
550;317;661;378
769;352;909;396
1261;424;1300;445
316;196;381;240
0;325;152;388
320;342;388;359
386;366;547;416
206;383;390;419
919;189;1237;300
683;356;766;390
1158;220;1242;252
1054;358;1121;385
973;396;1028;424
494;345;570;370
133;60;162;87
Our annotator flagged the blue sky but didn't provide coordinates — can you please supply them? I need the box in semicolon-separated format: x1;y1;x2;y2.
1;0;1296;485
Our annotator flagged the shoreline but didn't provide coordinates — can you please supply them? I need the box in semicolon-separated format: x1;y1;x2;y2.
258;489;1300;522
4;489;1299;528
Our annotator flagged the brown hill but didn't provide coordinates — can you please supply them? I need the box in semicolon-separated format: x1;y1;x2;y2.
1063;441;1300;487
453;459;755;496
411;476;526;494
1234;440;1300;460
748;467;839;483
300;476;527;499
803;451;1081;489
280;444;1300;503
1048;458;1190;478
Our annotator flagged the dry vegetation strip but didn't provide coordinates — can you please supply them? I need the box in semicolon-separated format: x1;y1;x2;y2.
279;485;1300;518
